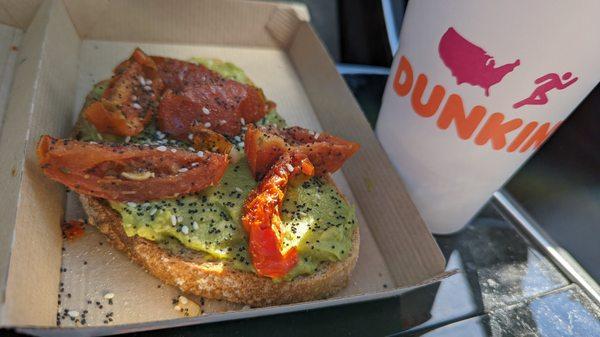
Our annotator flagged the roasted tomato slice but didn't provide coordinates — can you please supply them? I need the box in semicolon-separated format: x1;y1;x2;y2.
180;81;273;125
187;125;233;155
157;90;242;137
154;56;274;137
152;56;221;92
84;48;164;136
36;136;228;202
242;153;314;278
244;125;360;179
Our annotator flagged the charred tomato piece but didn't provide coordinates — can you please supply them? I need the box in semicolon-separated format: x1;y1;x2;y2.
37;135;228;202
244;125;360;179
154;56;274;137
84;48;164;137
242;153;314;278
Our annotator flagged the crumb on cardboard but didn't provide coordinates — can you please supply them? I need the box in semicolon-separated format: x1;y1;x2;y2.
62;219;86;241
173;295;202;317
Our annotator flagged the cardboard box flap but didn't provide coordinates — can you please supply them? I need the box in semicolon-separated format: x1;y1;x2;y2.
0;0;78;325
62;0;308;48
265;6;306;49
0;0;42;29
289;22;446;286
0;4;15;27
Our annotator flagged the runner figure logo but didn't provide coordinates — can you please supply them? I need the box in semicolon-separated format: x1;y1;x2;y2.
513;72;578;108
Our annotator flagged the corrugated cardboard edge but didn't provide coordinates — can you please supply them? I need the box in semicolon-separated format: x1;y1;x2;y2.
265;5;309;49
0;0;80;326
17;273;448;337
18;275;459;337
288;22;446;286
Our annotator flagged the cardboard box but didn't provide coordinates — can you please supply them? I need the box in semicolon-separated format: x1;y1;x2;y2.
0;0;447;335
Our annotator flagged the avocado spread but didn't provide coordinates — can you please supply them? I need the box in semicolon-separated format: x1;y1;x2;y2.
77;58;357;280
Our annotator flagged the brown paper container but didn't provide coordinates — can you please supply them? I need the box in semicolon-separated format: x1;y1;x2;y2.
0;1;447;335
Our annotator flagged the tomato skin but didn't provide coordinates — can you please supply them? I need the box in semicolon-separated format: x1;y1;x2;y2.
242;153;314;278
154;56;273;137
181;81;272;125
187;125;233;155
152;56;219;93
84;48;164;137
37;135;228;202
244;125;360;179
84;101;145;136
157;90;242;137
244;124;288;179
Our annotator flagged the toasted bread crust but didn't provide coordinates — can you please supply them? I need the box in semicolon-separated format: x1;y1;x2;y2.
79;192;359;307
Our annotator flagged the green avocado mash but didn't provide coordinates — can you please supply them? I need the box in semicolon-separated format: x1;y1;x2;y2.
77;58;357;280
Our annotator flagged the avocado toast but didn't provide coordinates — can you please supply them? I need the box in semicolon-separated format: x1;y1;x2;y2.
37;49;360;306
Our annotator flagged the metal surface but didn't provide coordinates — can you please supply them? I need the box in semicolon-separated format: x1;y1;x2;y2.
381;0;405;54
492;190;600;306
336;63;390;75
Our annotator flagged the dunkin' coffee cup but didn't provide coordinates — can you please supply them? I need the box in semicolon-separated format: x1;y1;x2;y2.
376;1;600;234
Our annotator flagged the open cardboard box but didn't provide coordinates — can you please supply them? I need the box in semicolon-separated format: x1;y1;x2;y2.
0;0;448;335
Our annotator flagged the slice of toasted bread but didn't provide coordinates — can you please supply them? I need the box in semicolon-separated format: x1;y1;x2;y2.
79;190;359;307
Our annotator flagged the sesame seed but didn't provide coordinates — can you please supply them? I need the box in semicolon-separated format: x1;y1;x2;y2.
68;310;80;318
149;208;157;216
178;168;188;173
192;221;199;230
286;163;294;172
146;79;152;85
235;187;243;193
188;133;194;141
204;122;211;128
177;216;183;223
181;226;189;235
156;146;167;152
144;85;152;91
132;103;142;110
234;136;241;142
240;118;245;125
170;148;177;153
170;215;177;226
197;151;205;158
127;202;136;207
138;76;145;86
174;305;181;311
124;136;131;143
314;132;320;139
178;296;189;304
188;147;195;151
104;292;115;300
131;95;137;101
191;162;199;167
219;120;226;125
202;107;210;115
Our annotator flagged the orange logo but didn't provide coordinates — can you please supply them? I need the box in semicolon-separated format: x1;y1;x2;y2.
393;55;561;153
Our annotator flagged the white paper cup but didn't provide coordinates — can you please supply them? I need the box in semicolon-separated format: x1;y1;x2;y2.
376;0;600;234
